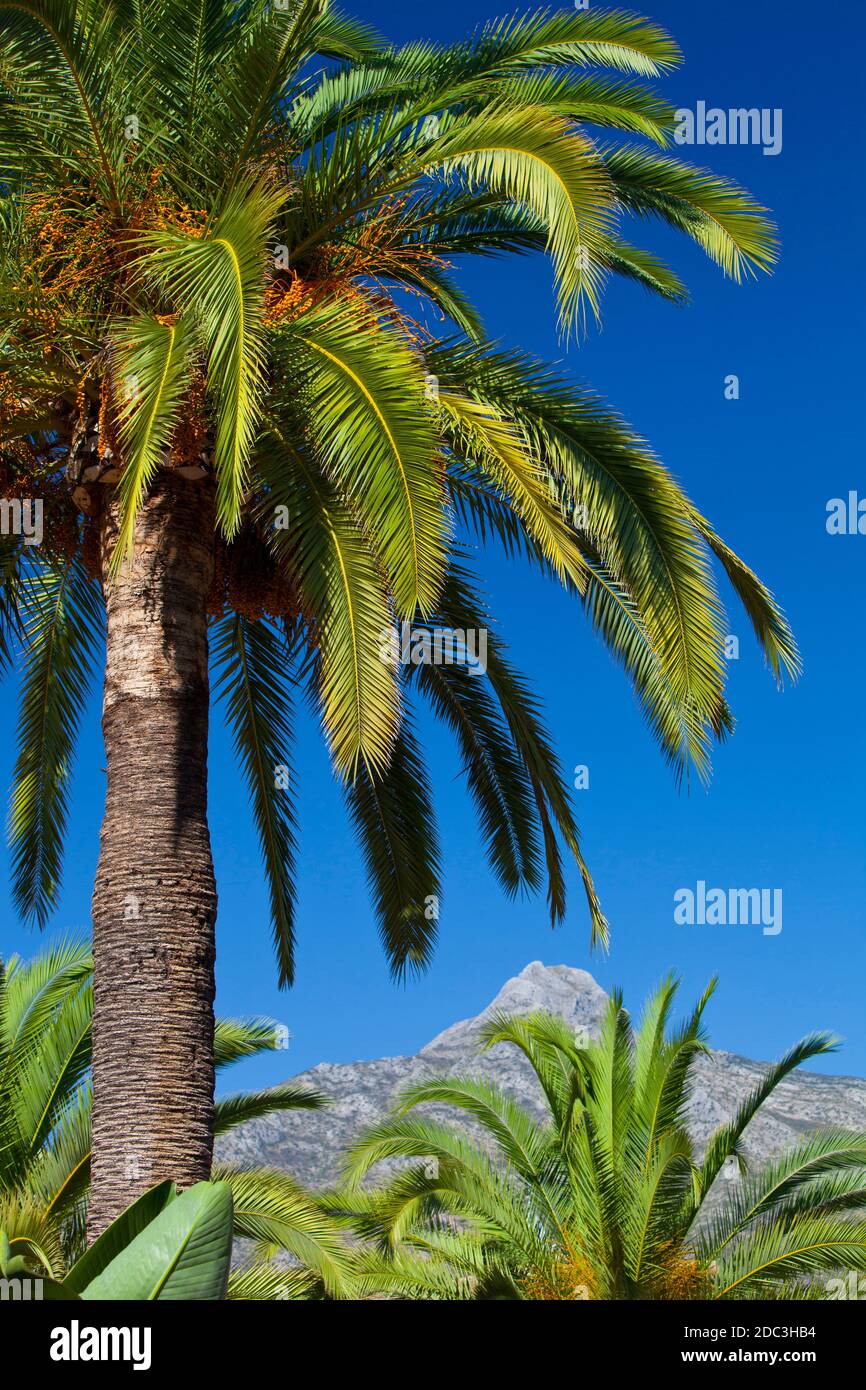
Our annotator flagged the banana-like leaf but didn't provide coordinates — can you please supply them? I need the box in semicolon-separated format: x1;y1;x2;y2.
63;1180;177;1295
79;1181;233;1301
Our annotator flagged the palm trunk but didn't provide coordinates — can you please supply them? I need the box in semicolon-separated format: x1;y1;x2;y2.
89;473;217;1239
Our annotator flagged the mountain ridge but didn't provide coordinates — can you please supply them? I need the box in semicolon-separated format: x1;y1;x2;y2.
216;962;866;1186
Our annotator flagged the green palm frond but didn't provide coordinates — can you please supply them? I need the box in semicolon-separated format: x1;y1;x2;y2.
228;1259;321;1300
214;1163;356;1298
11;979;91;1159
283;297;446;616
424;563;607;940
632;976;715;1152
213;1015;295;1070
0;935;91;1063
694;1032;840;1213
392;1074;554;1181
477;7;682;78
711;1217;866;1300
0;536;26;676
0;937;91;1189
684;503;801;684
0;1189;66;1278
430;106;616;331
255;427;400;778
596;236;687;301
479;71;675;145
602;143;778;279
436;386;587;588
478;1008;590;1130
348;1241;480;1300
409;651;542;902
134;178;284;535
431;338;799;781
215;1083;326;1138
699;1130;866;1264
108;313;194;568
0;0;127;203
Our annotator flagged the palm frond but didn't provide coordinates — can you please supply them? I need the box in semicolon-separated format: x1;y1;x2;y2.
345;718;442;981
134;178;283;535
212;612;298;987
108;313;194;568
8;555;103;927
255;427;400;778
284;297;446;616
215;1083;326;1137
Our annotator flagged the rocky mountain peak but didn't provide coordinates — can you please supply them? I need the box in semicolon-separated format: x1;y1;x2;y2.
419;961;608;1062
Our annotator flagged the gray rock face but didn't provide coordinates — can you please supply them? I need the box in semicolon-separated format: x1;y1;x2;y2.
216;962;866;1186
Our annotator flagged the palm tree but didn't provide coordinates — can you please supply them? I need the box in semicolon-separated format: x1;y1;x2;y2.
0;937;357;1296
0;0;799;1232
342;981;866;1300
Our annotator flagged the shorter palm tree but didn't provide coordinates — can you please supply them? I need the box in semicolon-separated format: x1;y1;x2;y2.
342;979;866;1300
0;938;354;1297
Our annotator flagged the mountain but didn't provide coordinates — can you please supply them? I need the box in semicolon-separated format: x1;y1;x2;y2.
216;962;866;1186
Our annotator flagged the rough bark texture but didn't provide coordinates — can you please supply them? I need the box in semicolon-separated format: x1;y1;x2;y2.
89;473;217;1239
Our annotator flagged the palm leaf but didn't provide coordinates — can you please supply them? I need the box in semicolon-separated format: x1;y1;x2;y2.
108;313;194;568
8;555;103;927
134;178;284;535
212;612;298;987
345;717;442;980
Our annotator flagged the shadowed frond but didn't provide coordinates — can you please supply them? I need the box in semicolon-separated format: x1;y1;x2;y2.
345;718;443;981
211;612;298;987
8;556;103;927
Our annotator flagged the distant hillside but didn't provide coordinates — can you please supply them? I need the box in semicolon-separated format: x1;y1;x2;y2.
217;962;866;1187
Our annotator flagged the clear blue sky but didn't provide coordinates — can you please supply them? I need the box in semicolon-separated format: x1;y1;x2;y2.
2;0;864;1092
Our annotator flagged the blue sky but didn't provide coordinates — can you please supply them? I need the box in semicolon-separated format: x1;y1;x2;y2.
2;0;864;1092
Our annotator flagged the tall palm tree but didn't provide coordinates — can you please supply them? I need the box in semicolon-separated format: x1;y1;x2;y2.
0;937;357;1295
342;981;866;1300
0;0;799;1233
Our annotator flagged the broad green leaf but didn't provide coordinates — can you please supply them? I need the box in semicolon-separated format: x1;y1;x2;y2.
80;1181;233;1301
63;1180;177;1295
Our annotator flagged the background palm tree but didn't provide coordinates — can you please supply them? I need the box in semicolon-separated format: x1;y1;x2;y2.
0;938;357;1296
342;981;866;1300
0;0;799;1232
